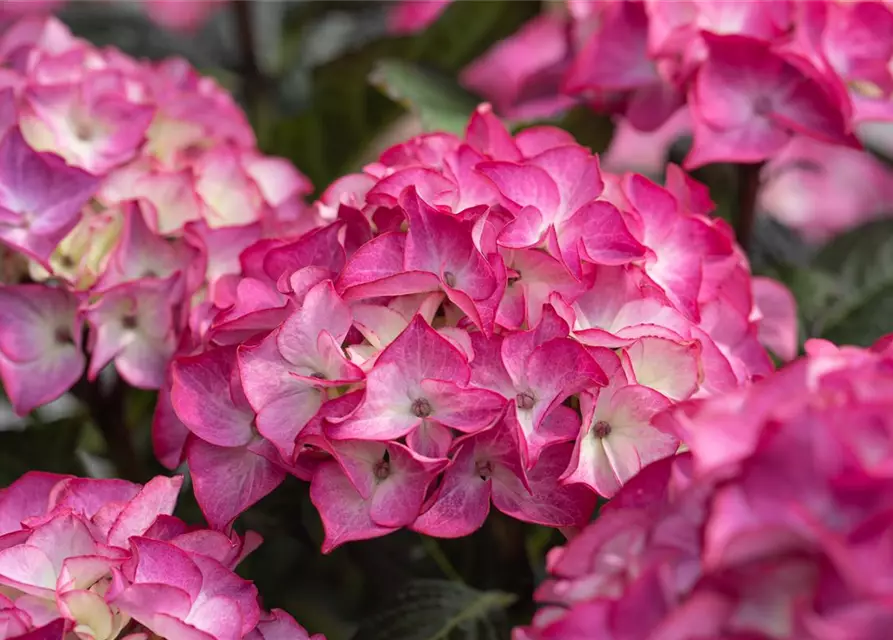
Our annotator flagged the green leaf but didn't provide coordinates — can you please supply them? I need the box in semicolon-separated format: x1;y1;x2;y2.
749;217;814;274
264;0;541;193
370;60;481;135
351;579;516;640
0;418;84;485
800;219;893;346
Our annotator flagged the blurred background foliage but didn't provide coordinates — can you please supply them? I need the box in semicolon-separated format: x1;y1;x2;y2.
3;1;893;638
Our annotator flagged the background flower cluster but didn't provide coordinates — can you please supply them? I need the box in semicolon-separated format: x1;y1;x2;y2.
0;472;319;639
399;0;893;242
518;335;893;640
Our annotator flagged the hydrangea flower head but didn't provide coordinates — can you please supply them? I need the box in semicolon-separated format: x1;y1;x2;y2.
518;335;893;640
162;104;793;550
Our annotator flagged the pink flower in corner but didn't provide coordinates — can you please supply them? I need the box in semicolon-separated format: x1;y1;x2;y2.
310;441;446;552
327;314;505;444
0;128;100;265
0;284;84;415
685;33;856;169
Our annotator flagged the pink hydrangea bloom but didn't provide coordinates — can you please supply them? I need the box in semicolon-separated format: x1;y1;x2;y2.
459;1;893;177
759;136;893;242
0;472;319;640
0;0;222;33
517;334;893;640
0;16;312;413
160;104;791;549
387;0;452;35
461;14;575;121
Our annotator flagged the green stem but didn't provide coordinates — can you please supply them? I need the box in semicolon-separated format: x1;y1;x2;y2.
232;0;267;126
72;375;147;483
421;535;464;583
735;162;764;253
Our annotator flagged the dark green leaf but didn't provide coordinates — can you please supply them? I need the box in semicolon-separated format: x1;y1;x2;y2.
0;418;84;485
351;579;516;640
264;0;541;194
370;60;481;134
551;107;615;155
749;217;814;274
800;219;893;346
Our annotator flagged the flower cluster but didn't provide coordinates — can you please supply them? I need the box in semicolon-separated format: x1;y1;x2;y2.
463;1;877;166
517;335;893;640
0;1;223;33
0;472;320;640
0;15;312;415
159;102;796;550
429;0;893;240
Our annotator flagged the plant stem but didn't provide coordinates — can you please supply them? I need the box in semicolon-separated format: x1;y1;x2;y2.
72;375;147;483
232;0;265;123
735;162;764;253
421;535;464;583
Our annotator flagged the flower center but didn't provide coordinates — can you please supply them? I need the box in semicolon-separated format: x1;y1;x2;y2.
475;460;494;480
122;314;138;330
443;271;457;288
374;450;390;480
309;371;326;380
753;95;772;116
411;397;433;418
54;327;74;346
516;391;536;411
594;420;612;439
73;121;94;142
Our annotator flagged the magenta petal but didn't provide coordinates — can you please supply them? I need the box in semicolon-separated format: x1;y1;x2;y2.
0;472;67;536
476;161;560;219
152;380;191;470
751;276;798;362
368;443;446;528
237;332;322;458
562;201;645;266
0;285;84;415
411;445;491;538
407;420;454;458
171;347;254;448
420;379;506;433
336;232;406;294
262;222;345;281
401;188;497;301
330;316;472;440
492;442;597;528
127;537;202;600
8;619;68;640
309;461;398;553
106;476;183;549
0;127;100;258
186;439;286;530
